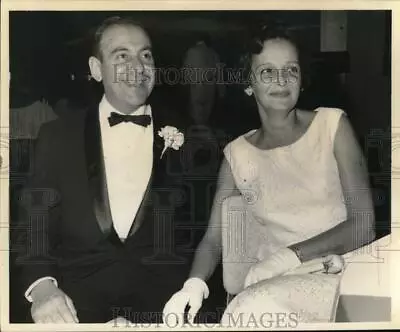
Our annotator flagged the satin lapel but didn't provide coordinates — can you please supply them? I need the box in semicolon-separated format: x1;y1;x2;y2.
125;169;153;239
125;105;163;239
84;102;167;243
84;106;113;236
152;109;164;166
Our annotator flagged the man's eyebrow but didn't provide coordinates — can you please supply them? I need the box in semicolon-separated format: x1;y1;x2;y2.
140;46;152;52
108;45;152;56
110;46;129;55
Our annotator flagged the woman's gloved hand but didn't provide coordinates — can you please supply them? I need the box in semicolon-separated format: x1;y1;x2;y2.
162;277;209;326
244;248;302;288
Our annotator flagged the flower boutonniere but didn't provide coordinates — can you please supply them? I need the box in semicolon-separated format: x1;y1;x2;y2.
158;126;185;159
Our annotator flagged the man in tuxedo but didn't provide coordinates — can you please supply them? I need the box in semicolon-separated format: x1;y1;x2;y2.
15;16;188;324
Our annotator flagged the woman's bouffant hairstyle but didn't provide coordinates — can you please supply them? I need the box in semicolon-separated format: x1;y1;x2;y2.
238;22;310;89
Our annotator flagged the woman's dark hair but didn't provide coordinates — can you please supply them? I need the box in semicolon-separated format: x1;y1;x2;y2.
239;22;310;88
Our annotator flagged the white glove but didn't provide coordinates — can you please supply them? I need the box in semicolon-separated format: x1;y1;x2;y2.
244;248;301;289
162;277;209;326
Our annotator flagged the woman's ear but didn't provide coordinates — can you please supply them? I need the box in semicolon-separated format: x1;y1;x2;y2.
244;86;253;96
88;56;102;82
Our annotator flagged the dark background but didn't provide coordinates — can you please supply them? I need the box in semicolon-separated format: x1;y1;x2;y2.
9;10;391;137
9;10;391;323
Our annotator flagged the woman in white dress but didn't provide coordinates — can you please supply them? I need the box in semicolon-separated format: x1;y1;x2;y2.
163;24;376;325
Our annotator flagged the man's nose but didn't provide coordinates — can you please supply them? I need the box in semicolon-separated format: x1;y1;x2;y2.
126;56;145;84
129;56;144;73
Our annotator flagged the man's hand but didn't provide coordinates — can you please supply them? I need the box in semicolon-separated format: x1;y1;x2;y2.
244;248;301;288
107;316;132;327
30;280;79;323
162;278;209;326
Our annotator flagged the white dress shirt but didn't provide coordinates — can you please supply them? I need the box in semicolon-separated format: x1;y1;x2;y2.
25;95;153;301
99;95;154;240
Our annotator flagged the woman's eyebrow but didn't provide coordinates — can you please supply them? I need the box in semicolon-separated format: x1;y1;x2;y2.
256;60;299;66
254;62;276;68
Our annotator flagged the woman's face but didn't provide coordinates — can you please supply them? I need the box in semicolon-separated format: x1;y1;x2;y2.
248;38;301;113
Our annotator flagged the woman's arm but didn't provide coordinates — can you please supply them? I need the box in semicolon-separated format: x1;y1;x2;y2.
189;156;240;281
288;114;376;262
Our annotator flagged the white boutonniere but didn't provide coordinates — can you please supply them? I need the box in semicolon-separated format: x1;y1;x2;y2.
158;126;185;159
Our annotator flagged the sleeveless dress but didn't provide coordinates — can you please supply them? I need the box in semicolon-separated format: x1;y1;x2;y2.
221;107;347;295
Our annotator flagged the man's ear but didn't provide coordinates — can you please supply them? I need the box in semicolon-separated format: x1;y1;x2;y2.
88;56;102;82
244;86;253;96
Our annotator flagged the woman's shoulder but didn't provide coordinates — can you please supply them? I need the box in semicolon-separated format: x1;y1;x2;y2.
225;129;258;148
297;106;344;116
299;107;347;143
298;107;346;127
223;129;258;159
313;107;346;118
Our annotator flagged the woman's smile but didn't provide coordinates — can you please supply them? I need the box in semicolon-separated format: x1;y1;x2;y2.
269;90;291;98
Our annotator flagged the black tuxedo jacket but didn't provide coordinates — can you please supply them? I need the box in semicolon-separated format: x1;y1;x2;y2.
15;100;190;321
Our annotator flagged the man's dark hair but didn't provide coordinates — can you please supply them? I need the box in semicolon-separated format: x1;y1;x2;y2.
92;16;147;60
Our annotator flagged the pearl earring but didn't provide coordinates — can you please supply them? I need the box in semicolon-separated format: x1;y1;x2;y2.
245;87;253;96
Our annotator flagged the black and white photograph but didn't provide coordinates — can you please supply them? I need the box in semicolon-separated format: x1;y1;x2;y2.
1;3;396;329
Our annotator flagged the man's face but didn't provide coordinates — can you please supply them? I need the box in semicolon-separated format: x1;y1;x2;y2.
89;24;155;114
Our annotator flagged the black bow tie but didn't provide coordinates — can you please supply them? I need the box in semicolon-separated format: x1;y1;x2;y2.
108;112;151;127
